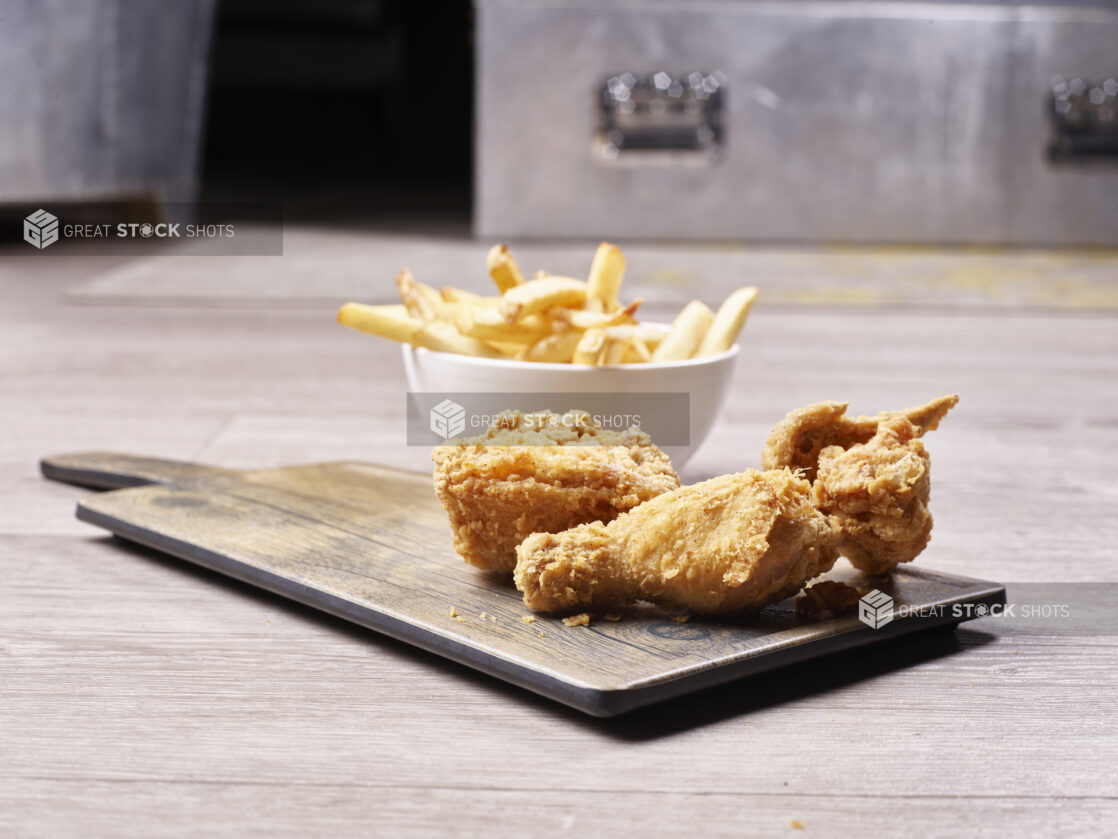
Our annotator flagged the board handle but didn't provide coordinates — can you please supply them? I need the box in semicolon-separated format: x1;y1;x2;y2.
40;452;236;490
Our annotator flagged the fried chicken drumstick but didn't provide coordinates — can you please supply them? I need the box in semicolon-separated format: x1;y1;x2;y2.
515;469;840;614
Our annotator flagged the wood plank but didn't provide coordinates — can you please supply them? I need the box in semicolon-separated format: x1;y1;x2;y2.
2;536;1114;801
3;782;1115;839
36;454;1003;715
3;253;1117;833
62;230;1118;311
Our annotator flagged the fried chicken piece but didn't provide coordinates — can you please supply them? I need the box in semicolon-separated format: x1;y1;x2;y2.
811;415;934;574
795;580;865;618
761;395;958;482
514;469;840;615
433;410;679;572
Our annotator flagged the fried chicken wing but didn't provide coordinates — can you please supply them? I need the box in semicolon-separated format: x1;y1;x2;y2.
812;415;933;574
433;410;679;572
514;469;840;615
761;395;958;481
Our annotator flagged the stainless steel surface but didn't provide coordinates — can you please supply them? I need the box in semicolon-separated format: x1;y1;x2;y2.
1048;76;1118;160
595;71;727;163
476;0;1118;244
0;0;216;211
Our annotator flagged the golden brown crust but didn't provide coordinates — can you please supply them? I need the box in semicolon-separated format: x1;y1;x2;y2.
761;395;958;482
515;397;958;616
811;415;934;574
794;580;864;618
514;469;841;615
432;410;679;571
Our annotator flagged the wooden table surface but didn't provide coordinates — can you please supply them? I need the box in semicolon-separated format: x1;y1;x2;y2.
2;238;1116;837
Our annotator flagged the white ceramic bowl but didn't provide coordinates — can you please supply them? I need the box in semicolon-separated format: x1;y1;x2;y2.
401;325;738;468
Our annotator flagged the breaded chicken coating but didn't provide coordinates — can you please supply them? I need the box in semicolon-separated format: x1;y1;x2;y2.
812;415;934;574
514;469;840;615
433;410;679;572
761;395;958;482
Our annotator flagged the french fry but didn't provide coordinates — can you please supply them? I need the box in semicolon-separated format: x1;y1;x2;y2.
483;340;525;357
487;244;525;292
572;327;607;365
582;297;605;314
587;242;625;312
552;298;642;330
420;284;452;318
498;276;587;323
455;305;553;343
441;286;493;307
596;325;653;363
396;268;449;322
339;242;760;364
600;332;631;366
697;286;760;356
518;329;582;363
616;298;642;322
650;300;715;361
337;302;421;344
623;338;652;363
413;320;506;358
634;324;665;350
600;325;652;363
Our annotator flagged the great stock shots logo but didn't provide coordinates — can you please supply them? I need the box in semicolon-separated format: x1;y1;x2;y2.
407;392;691;446
16;203;283;255
429;399;466;440
24;209;59;249
858;589;895;629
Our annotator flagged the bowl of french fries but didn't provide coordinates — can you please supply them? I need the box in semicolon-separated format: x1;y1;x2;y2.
338;243;758;466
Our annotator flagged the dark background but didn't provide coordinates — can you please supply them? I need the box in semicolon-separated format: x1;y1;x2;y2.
203;0;473;225
0;0;474;240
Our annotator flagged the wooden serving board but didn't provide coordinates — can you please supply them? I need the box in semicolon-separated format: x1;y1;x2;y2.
42;452;1006;717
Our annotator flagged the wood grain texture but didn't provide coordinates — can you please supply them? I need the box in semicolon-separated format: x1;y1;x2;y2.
39;454;1005;715
2;239;1116;836
40;451;235;489
64;229;1118;310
